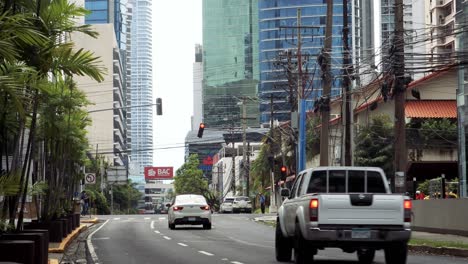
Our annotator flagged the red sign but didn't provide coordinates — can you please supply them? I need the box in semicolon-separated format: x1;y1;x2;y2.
144;167;174;180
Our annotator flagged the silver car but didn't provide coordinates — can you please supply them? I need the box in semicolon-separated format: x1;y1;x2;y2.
232;196;252;213
220;197;235;213
167;194;212;230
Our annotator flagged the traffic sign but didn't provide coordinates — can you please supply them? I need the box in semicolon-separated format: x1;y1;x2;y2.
85;173;96;184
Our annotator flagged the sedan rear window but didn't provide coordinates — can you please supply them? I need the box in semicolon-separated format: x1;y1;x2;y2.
235;197;249;201
175;195;207;204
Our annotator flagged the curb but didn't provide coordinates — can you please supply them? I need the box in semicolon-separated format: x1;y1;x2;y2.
81;218;99;224
48;224;88;253
409;245;468;258
48;259;59;264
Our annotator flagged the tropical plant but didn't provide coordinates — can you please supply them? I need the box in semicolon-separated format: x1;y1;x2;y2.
174;154;209;195
354;114;394;176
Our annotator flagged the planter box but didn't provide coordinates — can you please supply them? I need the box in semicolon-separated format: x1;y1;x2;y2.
19;229;49;264
0;240;35;264
57;218;69;237
74;213;80;228
24;221;63;243
0;233;45;264
68;214;75;230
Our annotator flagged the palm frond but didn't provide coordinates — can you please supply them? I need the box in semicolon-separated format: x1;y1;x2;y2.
52;44;105;82
0;172;21;196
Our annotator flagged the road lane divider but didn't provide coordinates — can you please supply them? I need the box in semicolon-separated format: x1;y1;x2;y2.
154;230;160;234
231;262;244;264
177;243;188;247
198;251;214;256
163;236;171;240
87;219;110;264
150;221;155;229
144;217;150;220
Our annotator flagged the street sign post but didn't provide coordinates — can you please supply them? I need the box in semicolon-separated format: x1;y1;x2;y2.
107;166;128;185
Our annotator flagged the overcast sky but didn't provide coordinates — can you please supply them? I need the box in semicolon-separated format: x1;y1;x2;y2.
152;1;203;171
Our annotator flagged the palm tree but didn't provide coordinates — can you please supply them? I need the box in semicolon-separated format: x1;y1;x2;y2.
0;0;105;229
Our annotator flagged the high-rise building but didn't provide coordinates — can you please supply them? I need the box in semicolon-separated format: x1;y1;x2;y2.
192;44;204;131
202;0;259;128
84;0;132;167
258;0;354;123
130;0;153;177
72;24;127;166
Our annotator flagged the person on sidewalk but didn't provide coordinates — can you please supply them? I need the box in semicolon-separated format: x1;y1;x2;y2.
81;191;90;216
259;193;266;214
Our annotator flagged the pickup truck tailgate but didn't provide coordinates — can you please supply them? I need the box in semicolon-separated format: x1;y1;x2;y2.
319;194;404;226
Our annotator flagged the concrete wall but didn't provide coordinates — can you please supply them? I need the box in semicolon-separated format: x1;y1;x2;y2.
413;199;468;236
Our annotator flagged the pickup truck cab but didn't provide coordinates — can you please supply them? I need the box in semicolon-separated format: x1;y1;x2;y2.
276;167;411;264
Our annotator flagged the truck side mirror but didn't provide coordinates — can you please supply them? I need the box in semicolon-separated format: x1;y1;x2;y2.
280;188;290;197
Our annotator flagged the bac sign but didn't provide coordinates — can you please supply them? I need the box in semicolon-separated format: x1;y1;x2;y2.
144;166;174;180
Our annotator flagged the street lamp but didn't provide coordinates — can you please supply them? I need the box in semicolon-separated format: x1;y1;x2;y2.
87;98;163;115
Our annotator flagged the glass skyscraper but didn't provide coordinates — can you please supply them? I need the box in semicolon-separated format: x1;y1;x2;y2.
258;0;352;123
202;0;259;128
130;0;153;177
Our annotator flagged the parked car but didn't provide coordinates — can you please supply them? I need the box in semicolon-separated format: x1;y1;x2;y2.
167;194;212;230
220;197;235;213
276;167;412;264
232;196;252;213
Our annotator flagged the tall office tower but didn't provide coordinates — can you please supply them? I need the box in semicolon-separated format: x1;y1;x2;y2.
192;44;204;131
84;0;132;166
202;0;259;128
258;0;354;123
72;24;128;166
130;0;153;177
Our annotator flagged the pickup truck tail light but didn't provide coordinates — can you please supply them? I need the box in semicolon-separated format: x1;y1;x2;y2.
404;199;412;222
309;198;319;221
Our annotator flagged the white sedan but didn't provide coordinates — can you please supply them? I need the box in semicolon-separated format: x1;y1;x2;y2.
219;197;235;213
167;194;212;230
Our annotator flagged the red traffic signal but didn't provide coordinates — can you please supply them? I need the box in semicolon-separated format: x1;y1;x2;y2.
197;123;205;138
280;165;287;178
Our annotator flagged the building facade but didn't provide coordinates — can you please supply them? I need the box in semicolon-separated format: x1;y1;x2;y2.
258;0;353;123
202;0;259;128
72;24;127;165
192;44;204;131
130;0;154;178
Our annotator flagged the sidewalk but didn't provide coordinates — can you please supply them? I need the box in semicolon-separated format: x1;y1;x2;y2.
253;215;468;258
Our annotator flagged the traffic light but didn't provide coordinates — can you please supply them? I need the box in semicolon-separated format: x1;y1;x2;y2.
197;123;205;138
280;165;287;179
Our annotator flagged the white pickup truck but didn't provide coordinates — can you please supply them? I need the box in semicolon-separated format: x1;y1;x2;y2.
276;167;412;264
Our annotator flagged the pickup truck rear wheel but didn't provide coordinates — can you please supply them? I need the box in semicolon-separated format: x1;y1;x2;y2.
384;243;407;264
275;221;292;262
357;248;375;264
294;223;314;264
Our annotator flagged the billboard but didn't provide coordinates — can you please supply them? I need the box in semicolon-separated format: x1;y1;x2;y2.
144;166;174;180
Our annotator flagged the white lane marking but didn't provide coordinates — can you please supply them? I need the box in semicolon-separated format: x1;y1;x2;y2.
221;258;229;261
177;243;188;247
163;236;171;240
113;218;120;220
144;217;150;220
92;237;110;240
87;219;109;263
150;221;155;229
159;217;165;220
198;251;214;256
228;236;274;249
154;230;160;234
231;262;244;264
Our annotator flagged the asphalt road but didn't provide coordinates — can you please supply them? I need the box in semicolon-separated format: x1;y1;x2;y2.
89;214;468;264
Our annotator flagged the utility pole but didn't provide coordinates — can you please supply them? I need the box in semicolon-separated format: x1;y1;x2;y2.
231;128;236;196
246;142;250;198
269;94;277;213
241;98;247;196
297;8;306;172
342;0;352;166
394;0;407;193
320;0;334;166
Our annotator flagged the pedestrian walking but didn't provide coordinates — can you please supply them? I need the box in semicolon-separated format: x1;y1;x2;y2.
259;193;266;214
81;191;90;216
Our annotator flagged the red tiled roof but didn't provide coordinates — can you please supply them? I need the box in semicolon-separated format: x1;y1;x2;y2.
405;100;457;118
